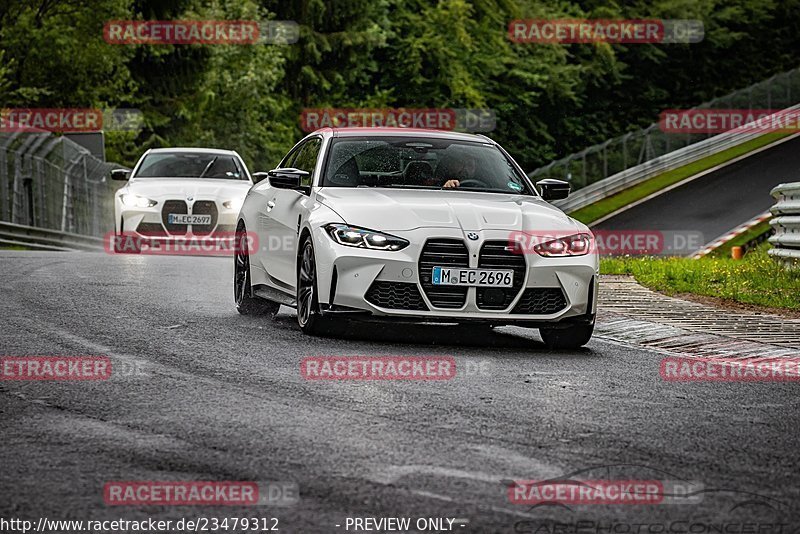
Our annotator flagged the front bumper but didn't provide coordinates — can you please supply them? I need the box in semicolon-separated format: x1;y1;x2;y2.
116;200;239;238
313;227;598;325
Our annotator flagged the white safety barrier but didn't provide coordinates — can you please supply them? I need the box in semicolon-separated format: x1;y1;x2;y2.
769;181;800;262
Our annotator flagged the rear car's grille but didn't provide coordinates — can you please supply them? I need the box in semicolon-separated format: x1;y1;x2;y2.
161;200;188;235
418;239;469;309
511;288;568;315
476;241;526;310
135;222;166;236
365;281;429;311
191;201;218;235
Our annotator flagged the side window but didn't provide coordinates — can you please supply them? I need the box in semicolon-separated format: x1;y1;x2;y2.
292;138;322;187
281;144;303;169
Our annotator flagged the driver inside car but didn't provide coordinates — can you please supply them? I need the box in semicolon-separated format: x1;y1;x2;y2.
434;152;479;188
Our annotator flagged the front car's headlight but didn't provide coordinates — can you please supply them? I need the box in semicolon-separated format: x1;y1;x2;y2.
222;199;244;211
120;193;157;208
325;224;409;251
534;233;592;257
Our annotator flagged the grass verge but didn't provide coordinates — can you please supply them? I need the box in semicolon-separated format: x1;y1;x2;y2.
570;132;791;225
600;244;800;310
708;220;773;258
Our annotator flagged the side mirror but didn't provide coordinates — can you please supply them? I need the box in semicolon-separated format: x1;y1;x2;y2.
267;168;310;192
111;169;130;181
536;178;570;201
252;172;270;184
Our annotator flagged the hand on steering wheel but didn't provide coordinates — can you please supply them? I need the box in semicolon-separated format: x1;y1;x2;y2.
452;178;487;189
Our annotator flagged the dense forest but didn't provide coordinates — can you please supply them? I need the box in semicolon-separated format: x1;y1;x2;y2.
1;0;799;171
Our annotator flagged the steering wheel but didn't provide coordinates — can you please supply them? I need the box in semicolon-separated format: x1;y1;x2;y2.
453;178;489;189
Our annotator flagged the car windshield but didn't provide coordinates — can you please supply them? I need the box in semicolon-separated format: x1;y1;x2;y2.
322;136;532;194
134;153;246;180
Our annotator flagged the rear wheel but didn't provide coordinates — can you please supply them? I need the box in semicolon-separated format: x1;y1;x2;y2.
234;224;280;316
539;322;594;350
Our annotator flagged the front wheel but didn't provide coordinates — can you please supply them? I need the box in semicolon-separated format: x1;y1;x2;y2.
296;237;333;335
539;322;594;350
234;225;280;316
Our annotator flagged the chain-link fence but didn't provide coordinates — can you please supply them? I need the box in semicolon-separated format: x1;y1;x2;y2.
530;67;800;188
0;131;125;237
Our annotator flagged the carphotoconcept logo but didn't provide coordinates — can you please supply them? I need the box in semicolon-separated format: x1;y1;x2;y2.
103;20;299;45
301;356;456;381
508;19;704;44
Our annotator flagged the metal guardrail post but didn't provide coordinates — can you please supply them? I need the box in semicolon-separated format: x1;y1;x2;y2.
768;182;800;264
12;135;38;225
61;156;82;233
0;138;8;221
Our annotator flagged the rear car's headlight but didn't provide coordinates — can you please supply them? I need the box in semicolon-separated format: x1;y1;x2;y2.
534;233;592;257
120;194;157;208
324;224;409;251
223;199;244;211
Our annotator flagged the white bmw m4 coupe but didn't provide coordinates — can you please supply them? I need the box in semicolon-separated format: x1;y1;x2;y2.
234;128;598;349
112;148;253;253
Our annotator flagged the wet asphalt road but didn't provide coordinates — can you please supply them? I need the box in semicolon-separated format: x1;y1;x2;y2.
1;251;799;533
595;134;800;252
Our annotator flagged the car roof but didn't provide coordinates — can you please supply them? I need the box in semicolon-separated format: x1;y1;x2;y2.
320;127;494;143
146;147;240;156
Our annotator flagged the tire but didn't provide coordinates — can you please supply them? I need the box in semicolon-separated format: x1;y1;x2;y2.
296;237;333;335
234;224;280;316
539;322;594;350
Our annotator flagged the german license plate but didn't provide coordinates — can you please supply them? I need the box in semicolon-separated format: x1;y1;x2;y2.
168;214;212;225
432;267;513;287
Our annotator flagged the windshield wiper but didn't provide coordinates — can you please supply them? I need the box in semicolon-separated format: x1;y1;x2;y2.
198;157;218;179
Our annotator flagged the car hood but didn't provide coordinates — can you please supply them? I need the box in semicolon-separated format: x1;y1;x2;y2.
120;178;252;200
316;188;585;233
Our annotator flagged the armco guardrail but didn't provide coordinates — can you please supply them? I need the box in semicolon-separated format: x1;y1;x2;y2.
769;182;800;262
551;106;800;214
0;221;106;251
531;66;800;191
0;130;126;237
